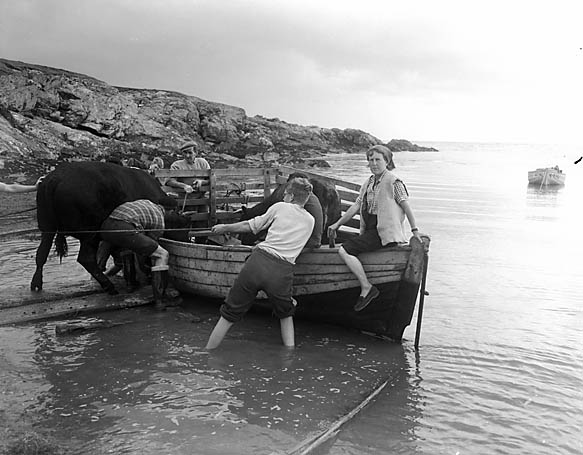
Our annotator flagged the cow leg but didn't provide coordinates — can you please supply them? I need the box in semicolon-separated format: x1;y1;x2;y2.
77;240;118;295
96;240;111;271
31;232;55;292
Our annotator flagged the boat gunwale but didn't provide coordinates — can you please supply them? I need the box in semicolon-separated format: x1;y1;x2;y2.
160;237;415;255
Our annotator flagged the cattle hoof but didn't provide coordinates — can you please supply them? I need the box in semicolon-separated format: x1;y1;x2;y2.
31;276;43;292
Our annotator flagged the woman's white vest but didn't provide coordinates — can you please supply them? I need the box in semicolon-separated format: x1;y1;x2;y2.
359;171;407;245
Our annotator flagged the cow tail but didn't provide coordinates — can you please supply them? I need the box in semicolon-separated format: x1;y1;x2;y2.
36;172;60;236
55;234;68;262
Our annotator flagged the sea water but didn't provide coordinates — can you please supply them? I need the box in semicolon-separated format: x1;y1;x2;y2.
0;142;581;454
317;142;583;455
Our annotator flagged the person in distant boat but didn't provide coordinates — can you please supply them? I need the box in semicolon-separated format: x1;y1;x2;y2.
327;145;422;312
205;177;315;350
166;141;211;197
0;176;44;193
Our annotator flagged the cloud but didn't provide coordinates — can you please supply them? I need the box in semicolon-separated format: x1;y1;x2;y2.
1;0;583;143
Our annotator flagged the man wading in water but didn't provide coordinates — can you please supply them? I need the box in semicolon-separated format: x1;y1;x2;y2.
205;177;315;349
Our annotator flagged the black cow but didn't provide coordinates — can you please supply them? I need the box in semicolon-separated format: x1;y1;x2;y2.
239;173;341;246
31;162;189;295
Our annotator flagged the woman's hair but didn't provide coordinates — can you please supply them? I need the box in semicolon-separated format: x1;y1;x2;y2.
285;177;313;205
366;145;395;170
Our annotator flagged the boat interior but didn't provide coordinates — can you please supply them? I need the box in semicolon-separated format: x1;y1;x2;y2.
154;165;362;243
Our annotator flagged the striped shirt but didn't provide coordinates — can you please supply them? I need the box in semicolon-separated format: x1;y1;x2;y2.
108;199;165;239
356;170;409;215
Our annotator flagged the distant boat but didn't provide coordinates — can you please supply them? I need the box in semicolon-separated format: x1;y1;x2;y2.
528;166;566;186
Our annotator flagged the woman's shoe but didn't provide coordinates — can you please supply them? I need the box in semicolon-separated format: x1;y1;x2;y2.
354;286;379;312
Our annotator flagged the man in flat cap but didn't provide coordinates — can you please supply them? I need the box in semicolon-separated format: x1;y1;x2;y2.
166;141;211;196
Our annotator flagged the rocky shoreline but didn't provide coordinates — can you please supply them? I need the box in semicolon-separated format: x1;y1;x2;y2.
0;58;437;183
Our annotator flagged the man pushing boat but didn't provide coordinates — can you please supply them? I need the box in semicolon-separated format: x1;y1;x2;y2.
205;177;315;350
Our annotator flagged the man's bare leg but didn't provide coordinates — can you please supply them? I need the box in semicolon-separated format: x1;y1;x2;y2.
280;316;295;347
206;316;234;349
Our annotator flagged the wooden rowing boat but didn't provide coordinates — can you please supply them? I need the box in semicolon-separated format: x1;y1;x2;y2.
157;166;431;342
1;165;430;342
161;236;428;341
528;166;566;186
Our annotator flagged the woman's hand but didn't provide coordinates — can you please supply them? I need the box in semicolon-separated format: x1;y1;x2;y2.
327;223;339;240
410;227;422;243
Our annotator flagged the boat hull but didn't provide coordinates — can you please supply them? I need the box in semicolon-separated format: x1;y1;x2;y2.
528;168;566;186
160;237;429;341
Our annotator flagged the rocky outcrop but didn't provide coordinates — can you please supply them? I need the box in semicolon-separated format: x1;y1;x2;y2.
0;58;437;182
386;139;438;152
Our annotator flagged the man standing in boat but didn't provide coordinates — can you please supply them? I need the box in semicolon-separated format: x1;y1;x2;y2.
166;141;211;237
165;141;210;198
205;177;315;350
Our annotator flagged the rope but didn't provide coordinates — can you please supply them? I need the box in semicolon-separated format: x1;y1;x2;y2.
37;227;195;235
0;206;36;217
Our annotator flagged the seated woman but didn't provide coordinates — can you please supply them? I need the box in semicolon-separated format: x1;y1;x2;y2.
327;145;422;312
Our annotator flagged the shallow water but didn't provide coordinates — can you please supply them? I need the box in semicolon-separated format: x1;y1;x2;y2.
315;142;583;455
0;304;409;454
1;142;582;454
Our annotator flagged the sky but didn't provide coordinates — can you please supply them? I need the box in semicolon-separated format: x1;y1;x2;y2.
1;0;583;145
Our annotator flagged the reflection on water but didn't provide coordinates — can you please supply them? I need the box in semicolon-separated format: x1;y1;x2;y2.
319;143;583;455
0;236;97;300
525;184;564;222
0;304;416;454
526;184;564;195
